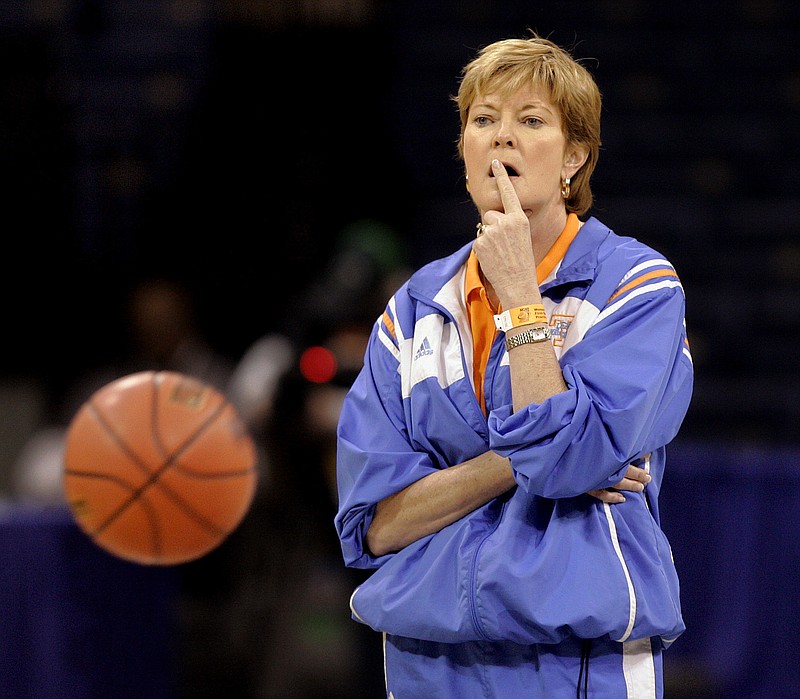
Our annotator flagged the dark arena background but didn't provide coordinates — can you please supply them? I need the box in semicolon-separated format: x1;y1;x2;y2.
1;1;798;697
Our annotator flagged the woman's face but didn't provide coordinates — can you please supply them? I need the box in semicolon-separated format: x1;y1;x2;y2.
462;84;584;220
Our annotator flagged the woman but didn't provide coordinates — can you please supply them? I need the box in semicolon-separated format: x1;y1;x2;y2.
335;34;693;698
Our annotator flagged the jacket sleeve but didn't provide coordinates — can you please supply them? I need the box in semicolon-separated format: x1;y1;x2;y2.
488;279;693;498
334;315;440;570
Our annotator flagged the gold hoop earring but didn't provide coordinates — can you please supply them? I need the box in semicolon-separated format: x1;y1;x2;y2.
561;177;571;200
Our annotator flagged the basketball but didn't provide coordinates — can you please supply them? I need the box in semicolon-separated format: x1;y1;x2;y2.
63;370;258;566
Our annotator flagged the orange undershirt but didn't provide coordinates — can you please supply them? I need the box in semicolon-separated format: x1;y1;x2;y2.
465;213;583;414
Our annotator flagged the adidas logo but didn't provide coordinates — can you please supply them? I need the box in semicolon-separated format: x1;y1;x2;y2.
414;337;434;360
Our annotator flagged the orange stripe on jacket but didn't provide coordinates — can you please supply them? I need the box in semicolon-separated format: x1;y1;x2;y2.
607;269;678;304
382;310;396;341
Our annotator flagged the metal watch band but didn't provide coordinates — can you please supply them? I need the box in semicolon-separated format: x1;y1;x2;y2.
505;325;551;351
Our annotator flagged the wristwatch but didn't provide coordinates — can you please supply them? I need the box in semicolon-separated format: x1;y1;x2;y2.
505;325;551;351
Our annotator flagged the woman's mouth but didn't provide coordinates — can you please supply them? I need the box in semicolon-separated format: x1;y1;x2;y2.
489;163;519;177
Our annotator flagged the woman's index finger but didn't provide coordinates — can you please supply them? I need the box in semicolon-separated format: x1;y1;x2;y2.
491;159;524;214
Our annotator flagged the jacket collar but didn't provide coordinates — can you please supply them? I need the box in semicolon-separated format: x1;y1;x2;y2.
408;216;611;301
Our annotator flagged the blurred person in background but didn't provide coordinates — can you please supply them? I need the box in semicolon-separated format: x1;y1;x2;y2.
65;276;235;410
177;220;407;698
335;33;693;698
12;276;235;505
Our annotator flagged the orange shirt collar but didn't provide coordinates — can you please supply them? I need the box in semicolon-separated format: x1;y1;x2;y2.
465;212;583;302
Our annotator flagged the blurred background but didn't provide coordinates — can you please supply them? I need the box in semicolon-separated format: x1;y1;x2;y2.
0;0;798;697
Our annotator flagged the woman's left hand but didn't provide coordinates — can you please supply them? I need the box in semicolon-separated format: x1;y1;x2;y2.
587;463;651;504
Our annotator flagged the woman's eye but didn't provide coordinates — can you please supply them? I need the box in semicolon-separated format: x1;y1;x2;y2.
524;116;543;127
474;115;490;126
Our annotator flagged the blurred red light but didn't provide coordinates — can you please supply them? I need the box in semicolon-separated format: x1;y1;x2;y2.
299;346;338;383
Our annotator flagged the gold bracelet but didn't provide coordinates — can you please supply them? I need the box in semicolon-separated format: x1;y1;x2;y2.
494;304;547;332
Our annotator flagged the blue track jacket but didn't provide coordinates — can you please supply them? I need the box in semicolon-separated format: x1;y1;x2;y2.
335;216;693;648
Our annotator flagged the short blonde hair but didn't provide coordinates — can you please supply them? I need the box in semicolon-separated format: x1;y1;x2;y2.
455;34;602;215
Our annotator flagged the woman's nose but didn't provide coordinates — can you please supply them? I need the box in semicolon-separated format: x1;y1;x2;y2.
493;121;515;147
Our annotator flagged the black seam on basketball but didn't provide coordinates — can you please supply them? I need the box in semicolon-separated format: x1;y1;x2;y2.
89;446;229;542
151;371;229;465
100;483;164;561
84;402;158;477
140;462;243;537
82;401;166;536
64;467;143;491
84;379;231;541
145;372;238;534
171;463;256;479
